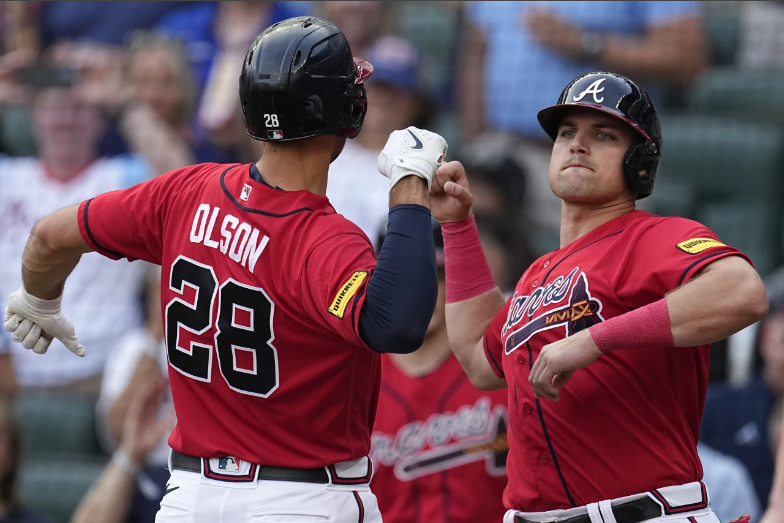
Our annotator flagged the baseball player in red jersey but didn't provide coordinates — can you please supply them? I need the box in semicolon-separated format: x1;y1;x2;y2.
2;17;449;523
429;72;769;523
371;220;508;523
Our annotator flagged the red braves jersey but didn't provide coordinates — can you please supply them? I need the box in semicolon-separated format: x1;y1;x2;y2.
78;163;381;468
371;353;508;523
483;210;751;511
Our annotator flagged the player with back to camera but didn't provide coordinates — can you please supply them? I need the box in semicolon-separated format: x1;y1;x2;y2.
429;72;768;523
2;17;447;523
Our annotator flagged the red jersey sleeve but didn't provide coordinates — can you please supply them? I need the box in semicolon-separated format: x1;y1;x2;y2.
615;217;752;309
483;295;512;379
301;232;377;348
78;165;196;264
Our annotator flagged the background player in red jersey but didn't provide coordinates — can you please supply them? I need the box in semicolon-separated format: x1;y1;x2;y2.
2;17;448;523
371;219;508;523
429;72;769;523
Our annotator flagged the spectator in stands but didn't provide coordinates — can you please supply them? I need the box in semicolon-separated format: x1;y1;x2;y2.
458;1;708;250
123;32;235;171
155;2;309;94
319;1;389;60
0;334;14;398
762;402;784;523
45;36;225;176
0;399;50;523
700;295;784;510
370;220;508;523
0;75;149;396
697;442;761;523
190;1;309;164
327;36;429;241
96;269;171;523
71;379;172;523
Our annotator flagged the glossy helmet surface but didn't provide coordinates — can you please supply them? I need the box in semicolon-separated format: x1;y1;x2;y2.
537;72;662;199
239;16;373;142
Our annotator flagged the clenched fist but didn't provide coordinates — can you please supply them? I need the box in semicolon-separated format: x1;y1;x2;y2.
377;126;447;190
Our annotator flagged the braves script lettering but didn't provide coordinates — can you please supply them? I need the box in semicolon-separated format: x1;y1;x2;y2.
371;399;508;480
503;269;604;355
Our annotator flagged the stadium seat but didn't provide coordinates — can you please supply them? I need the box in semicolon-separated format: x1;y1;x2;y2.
13;393;100;455
17;455;106;523
703;5;741;66
659;115;782;201
689;68;784;124
658;115;783;274
697;203;775;275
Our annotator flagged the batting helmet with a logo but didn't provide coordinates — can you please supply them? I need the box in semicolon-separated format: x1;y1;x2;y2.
537;72;662;199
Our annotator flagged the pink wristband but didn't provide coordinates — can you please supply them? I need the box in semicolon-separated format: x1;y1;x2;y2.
588;298;674;354
442;216;496;304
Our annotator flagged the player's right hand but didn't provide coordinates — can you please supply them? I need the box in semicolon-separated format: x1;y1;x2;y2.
3;286;86;357
430;160;474;223
377;126;448;190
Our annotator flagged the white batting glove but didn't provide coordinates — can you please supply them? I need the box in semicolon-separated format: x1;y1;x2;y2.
3;286;85;357
377;126;448;190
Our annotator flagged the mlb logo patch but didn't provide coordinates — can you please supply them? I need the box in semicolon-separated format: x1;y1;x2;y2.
240;184;252;201
219;457;241;472
205;455;255;481
268;130;284;140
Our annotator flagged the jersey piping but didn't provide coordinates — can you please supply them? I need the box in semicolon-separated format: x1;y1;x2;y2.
220;165;315;217
82;198;125;259
677;250;733;286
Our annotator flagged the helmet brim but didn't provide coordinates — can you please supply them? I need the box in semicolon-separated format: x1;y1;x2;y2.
537;103;652;143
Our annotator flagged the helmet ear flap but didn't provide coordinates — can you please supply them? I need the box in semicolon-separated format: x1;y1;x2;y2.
623;141;660;200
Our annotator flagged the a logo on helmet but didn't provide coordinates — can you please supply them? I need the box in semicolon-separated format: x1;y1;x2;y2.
572;78;606;104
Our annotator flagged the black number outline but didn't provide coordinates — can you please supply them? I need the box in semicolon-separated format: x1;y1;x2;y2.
165;255;218;383
214;278;279;398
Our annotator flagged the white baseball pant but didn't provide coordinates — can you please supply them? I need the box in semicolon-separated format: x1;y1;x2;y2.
156;453;382;523
503;481;721;523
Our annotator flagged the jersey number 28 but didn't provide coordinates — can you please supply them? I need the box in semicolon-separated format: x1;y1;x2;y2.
165;256;278;397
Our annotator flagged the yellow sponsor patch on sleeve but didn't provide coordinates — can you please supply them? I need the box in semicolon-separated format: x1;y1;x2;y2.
676;238;726;255
328;271;368;319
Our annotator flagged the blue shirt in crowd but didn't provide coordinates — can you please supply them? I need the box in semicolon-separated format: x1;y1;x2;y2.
700;377;777;510
39;2;200;46
468;1;699;138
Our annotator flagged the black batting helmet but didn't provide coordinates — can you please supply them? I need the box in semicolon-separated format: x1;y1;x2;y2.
239;16;373;142
537;72;662;199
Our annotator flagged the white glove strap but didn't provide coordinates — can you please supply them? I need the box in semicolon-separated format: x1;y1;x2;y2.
16;286;63;314
387;155;441;190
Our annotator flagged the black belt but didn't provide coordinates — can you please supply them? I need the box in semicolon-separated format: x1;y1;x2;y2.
171;450;330;484
515;496;662;523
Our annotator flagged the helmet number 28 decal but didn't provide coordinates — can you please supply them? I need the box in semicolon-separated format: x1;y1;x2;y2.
264;114;279;127
165;256;279;397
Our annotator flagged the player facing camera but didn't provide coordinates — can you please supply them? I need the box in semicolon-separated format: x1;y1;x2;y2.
429;70;766;522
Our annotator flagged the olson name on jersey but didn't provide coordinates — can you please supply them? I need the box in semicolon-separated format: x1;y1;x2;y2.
189;203;270;273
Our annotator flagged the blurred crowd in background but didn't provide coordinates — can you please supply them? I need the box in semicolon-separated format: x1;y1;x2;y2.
0;1;782;522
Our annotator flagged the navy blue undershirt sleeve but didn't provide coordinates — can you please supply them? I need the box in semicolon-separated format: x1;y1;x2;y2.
359;204;438;354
